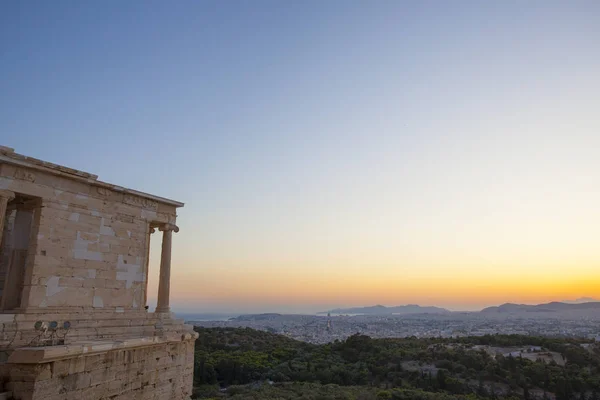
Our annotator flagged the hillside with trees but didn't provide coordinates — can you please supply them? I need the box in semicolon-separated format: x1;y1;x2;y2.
192;327;600;400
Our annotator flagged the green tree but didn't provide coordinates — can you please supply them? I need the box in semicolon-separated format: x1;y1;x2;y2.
436;369;447;390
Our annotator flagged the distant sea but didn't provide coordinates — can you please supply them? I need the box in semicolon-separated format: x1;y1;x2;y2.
175;313;240;322
179;312;364;321
326;313;363;317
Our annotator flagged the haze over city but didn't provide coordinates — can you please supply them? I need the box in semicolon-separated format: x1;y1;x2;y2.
2;1;599;315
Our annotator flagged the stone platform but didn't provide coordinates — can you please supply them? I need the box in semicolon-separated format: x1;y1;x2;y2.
4;335;195;400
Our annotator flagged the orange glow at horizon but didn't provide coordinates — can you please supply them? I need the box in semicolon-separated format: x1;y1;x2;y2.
156;250;600;311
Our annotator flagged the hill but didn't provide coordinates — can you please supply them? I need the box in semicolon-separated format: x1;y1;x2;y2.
324;304;450;315
563;297;599;304
481;301;600;313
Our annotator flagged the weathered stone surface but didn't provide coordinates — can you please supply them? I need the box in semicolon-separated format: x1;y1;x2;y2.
8;340;195;399
0;148;193;399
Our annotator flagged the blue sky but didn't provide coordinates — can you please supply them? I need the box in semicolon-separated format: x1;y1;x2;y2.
2;1;599;313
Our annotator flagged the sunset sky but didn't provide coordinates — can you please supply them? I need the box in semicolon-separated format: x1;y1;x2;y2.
2;1;599;313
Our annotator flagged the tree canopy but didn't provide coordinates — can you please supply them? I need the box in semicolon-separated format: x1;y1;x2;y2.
192;327;600;400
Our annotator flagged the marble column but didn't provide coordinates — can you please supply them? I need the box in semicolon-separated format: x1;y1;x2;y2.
0;190;15;247
155;223;179;313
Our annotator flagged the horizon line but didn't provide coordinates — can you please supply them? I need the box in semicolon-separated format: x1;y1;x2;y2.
171;297;600;315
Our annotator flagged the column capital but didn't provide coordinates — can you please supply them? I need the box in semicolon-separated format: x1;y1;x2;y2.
159;223;179;233
0;189;15;201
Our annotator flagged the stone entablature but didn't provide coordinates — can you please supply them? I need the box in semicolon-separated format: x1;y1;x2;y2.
0;146;196;399
0;145;181;207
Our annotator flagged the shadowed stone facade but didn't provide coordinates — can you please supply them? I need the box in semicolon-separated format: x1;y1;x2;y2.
0;146;197;399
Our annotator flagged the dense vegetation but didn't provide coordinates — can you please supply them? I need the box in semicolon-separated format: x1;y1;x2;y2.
192;327;600;399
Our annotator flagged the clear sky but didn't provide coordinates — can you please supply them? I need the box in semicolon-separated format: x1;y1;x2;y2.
2;1;599;313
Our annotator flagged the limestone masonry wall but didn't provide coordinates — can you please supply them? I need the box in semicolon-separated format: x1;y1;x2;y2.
0;161;177;312
6;340;194;400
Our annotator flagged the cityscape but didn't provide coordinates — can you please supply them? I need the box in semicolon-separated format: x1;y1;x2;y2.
188;302;600;345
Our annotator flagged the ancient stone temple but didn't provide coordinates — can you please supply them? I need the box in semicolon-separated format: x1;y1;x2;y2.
0;146;196;399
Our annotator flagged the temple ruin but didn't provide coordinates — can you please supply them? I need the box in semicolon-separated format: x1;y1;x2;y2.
0;146;196;399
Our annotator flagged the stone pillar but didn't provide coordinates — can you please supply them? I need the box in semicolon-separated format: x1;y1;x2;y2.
0;190;15;247
155;223;179;313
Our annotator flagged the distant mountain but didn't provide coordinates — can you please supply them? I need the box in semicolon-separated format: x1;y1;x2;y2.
481;301;600;313
324;304;450;315
563;297;599;304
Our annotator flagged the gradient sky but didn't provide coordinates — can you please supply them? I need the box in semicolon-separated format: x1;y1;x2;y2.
1;1;599;313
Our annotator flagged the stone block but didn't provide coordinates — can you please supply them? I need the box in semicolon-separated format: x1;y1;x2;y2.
84;260;112;271
25;285;47;308
69;268;93;278
78;231;99;242
82;278;106;288
84;354;106;371
35;364;52;381
7;179;54;199
112;203;140;217
72;249;103;261
106;378;125;396
62;371;91;391
8;381;36;400
77;214;102;227
35;245;71;259
88;367;115;384
59;277;84;287
104;280;126;289
101;252;118;263
8;365;39;382
45;287;94;307
64;258;87;268
87;242;110;253
110;244;129;254
31;378;63;397
73;386;97;400
50;362;68;379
